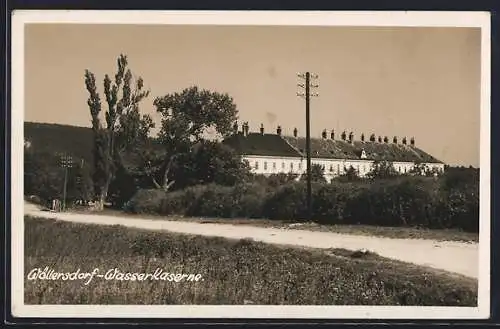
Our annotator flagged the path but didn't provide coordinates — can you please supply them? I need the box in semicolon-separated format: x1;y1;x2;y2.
24;202;478;279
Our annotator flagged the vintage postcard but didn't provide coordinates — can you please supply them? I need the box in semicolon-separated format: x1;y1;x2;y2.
11;10;491;319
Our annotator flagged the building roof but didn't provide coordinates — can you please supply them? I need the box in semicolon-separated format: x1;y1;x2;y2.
283;137;442;163
223;132;443;164
222;132;302;157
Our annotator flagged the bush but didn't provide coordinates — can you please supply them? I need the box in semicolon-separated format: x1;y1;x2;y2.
231;183;270;218
263;182;308;220
124;189;167;214
345;178;438;227
128;183;272;219
313;182;364;224
184;184;235;218
125;174;479;232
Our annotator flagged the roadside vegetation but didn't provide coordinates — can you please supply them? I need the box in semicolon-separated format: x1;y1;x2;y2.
25;216;478;305
125;171;478;233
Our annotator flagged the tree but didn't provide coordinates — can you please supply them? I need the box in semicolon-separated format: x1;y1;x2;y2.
24;150;63;204
366;160;399;179
84;54;153;210
370;133;376;142
264;173;299;187
441;166;479;191
408;162;427;176
24;149;93;205
339;165;360;182
75;160;94;202
300;163;326;183
153;86;239;189
169;140;251;190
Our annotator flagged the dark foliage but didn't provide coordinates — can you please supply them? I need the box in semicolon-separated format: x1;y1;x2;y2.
24;149;94;205
300;163;327;183
169;140;251;190
366;160;399;179
84;54;153;209
127;172;479;232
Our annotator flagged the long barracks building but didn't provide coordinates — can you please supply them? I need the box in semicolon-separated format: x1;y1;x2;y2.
222;122;445;181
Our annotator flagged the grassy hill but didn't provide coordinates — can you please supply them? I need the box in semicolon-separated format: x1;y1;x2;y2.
24;122;94;164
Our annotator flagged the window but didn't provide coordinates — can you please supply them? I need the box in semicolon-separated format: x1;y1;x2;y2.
298;162;302;170
264;162;268;170
404;167;407;173
337;164;340;173
290;163;294;171
273;162;276;170
282;162;285;169
330;165;333;172
255;161;259;169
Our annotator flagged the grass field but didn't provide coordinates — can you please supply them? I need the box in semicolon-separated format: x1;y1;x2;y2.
24;216;478;305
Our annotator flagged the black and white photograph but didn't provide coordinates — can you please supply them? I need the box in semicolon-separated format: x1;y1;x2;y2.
11;10;491;319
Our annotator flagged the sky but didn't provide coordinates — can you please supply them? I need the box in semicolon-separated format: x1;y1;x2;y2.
24;24;481;167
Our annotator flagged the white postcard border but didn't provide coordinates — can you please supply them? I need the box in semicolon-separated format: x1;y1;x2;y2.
10;10;491;319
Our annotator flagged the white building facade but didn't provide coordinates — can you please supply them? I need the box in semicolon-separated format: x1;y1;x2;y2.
223;124;445;181
244;154;444;181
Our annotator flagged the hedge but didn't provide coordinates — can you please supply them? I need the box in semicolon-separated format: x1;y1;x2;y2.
125;176;479;232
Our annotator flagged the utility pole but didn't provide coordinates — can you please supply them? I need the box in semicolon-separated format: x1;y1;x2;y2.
60;154;73;211
297;72;319;221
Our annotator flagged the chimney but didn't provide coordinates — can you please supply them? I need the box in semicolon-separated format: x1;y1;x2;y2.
361;133;365;142
321;129;327;139
393;136;398;144
410;137;415;146
370;133;376;142
293;127;298;138
402;136;407;145
277;125;282;136
260;123;264;135
233;121;239;135
243;122;249;136
330;129;335;140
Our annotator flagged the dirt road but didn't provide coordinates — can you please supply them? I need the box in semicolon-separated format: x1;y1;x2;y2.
24;202;479;279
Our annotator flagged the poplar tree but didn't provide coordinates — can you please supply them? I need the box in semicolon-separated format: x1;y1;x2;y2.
84;54;153;210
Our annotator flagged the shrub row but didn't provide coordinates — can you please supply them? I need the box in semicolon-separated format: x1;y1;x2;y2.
125;176;479;232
